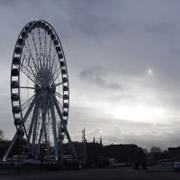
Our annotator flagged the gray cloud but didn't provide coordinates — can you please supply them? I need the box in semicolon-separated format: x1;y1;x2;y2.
144;22;175;34
0;0;22;7
65;0;124;34
171;48;180;55
50;0;125;39
79;65;121;89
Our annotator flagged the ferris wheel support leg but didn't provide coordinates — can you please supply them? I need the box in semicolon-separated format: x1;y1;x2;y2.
42;103;49;155
22;97;37;150
27;101;39;148
4;97;37;161
32;104;40;153
54;97;78;159
23;94;42;153
35;122;44;160
3;133;17;161
43;124;49;154
50;95;59;161
35;100;47;160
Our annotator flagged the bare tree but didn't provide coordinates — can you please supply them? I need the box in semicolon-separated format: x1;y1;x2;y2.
143;148;148;154
150;146;162;153
0;130;4;141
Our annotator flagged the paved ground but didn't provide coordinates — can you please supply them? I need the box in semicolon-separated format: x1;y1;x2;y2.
0;165;180;180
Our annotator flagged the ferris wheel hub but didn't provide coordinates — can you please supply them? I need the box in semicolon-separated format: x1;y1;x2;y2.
50;83;56;93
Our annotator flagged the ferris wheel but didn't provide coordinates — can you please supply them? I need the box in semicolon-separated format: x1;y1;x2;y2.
3;20;76;161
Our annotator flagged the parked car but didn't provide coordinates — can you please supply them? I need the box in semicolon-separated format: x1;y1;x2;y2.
103;158;116;168
23;159;40;165
159;159;175;166
174;162;180;172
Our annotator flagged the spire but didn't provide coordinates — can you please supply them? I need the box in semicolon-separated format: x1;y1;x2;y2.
100;137;102;146
82;128;86;143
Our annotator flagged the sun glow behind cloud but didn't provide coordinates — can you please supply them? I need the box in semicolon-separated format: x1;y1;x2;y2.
79;96;168;124
147;68;153;76
111;103;166;123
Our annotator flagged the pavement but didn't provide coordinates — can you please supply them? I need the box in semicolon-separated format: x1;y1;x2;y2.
0;165;180;180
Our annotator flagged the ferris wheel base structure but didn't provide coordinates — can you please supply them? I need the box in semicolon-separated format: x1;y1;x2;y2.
3;20;77;161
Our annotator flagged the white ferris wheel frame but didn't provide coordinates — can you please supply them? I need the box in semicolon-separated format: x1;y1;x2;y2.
3;20;77;161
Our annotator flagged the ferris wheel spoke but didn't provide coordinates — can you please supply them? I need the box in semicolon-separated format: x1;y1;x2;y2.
22;95;41;124
38;27;44;69
25;34;39;74
49;50;57;76
54;96;64;121
21;94;35;112
21;91;44;113
43;29;48;70
52;67;61;83
24;40;40;75
55;94;63;107
47;38;52;70
54;96;64;117
47;33;52;58
22;94;43;138
30;31;41;70
51;60;61;82
26;56;38;80
20;86;36;89
22;53;39;83
20;86;47;92
55;97;63;110
55;92;63;99
20;57;37;84
55;82;63;87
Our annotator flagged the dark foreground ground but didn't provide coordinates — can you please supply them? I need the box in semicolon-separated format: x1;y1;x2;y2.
0;165;180;180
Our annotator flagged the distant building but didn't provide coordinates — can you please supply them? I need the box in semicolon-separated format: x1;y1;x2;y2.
63;141;145;167
168;147;180;160
102;144;145;163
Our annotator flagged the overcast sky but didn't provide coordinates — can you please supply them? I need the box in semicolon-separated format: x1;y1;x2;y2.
1;0;180;150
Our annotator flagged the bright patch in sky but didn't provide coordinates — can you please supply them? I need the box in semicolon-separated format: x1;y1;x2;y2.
147;69;153;76
111;104;166;123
